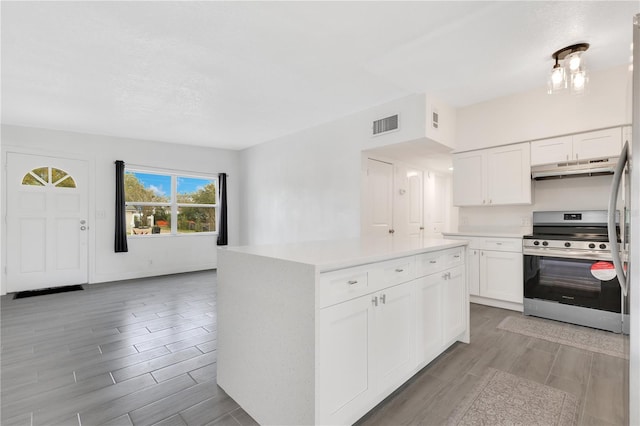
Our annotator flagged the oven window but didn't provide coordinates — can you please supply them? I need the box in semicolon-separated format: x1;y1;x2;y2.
524;255;621;313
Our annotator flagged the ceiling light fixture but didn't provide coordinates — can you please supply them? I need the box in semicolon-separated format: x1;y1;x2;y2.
548;43;590;95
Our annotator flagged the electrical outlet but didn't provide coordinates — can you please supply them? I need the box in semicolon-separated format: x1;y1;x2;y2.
521;216;532;226
460;216;469;225
96;210;106;219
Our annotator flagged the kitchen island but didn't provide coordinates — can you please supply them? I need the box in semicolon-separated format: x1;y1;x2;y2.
217;238;469;425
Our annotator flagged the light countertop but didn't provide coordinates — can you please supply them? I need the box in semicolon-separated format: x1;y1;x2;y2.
442;231;527;239
220;237;467;272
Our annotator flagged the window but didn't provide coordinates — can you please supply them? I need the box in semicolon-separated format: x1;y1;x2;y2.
22;166;77;188
125;169;217;236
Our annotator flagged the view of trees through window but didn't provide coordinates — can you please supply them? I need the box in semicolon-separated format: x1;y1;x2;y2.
125;170;217;236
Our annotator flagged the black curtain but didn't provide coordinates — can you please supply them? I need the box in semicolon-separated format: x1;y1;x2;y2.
217;173;228;246
114;160;128;253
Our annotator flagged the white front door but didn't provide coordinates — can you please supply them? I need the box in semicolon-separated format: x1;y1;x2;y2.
6;153;89;292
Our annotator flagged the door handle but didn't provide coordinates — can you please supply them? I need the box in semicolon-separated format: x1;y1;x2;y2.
380;294;386;304
347;280;358;285
80;226;87;231
372;296;379;307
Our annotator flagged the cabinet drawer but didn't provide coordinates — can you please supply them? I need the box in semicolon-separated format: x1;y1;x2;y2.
480;238;521;253
416;247;464;277
319;268;370;308
369;256;415;290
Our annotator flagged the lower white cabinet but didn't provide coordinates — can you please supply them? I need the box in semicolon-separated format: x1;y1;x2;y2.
468;248;481;296
444;234;523;310
218;242;469;426
319;280;416;425
442;265;467;341
318;248;467;425
318;292;376;424
416;264;466;365
479;250;523;303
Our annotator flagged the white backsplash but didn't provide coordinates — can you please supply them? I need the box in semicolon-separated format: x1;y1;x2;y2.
457;174;616;234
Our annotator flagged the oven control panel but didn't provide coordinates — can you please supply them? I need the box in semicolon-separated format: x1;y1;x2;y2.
523;239;608;251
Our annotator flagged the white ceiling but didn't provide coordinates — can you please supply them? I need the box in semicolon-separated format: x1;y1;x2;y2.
2;1;638;150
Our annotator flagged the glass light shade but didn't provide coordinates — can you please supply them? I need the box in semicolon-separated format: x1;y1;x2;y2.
547;65;566;93
565;51;584;72
570;70;588;95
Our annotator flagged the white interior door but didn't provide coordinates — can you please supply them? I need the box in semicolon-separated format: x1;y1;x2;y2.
425;172;448;238
6;153;89;292
394;165;423;238
362;158;394;238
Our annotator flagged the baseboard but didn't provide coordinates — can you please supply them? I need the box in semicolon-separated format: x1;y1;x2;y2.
470;295;523;312
91;263;217;285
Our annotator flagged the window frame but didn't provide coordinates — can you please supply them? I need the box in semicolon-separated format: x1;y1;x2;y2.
124;167;219;238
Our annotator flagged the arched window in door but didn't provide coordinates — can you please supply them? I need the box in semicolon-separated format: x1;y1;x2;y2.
21;166;77;188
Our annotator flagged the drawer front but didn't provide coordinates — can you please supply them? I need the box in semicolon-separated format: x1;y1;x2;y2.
416;247;465;276
441;247;465;269
369;256;415;291
319;268;369;308
480;238;521;253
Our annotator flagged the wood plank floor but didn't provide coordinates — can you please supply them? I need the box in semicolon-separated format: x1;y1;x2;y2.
1;271;629;425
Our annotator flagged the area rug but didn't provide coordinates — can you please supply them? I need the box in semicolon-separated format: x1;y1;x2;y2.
447;368;578;426
497;315;627;359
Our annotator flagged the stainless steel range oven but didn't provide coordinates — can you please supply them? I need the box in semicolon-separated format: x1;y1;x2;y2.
523;210;627;333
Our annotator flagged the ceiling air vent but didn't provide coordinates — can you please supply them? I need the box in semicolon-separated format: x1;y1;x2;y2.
372;114;399;135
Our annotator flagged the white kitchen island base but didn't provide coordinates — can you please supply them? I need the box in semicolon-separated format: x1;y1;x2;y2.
217;238;469;426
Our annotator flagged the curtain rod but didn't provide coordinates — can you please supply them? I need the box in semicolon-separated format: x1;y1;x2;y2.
115;161;228;178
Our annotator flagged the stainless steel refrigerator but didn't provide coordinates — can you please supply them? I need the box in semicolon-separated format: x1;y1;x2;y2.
611;12;640;426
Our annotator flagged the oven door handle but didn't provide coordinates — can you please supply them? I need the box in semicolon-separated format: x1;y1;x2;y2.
523;249;613;261
608;140;629;297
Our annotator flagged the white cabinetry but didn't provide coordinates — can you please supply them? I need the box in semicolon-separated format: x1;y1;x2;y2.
479;249;522;304
444;234;523;311
218;241;469;426
319;246;466;425
531;127;622;166
319;280;415;424
453;142;531;206
415;248;467;366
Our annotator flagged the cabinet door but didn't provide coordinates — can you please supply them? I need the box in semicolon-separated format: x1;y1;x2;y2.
318;295;375;424
486;143;531;205
468;248;480;296
480;250;523;303
442;266;466;343
452;151;485;206
572;128;622;161
375;281;416;395
530;136;572;166
416;274;443;364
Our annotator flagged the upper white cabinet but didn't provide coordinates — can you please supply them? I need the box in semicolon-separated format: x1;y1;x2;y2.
453;142;531;207
531;127;623;166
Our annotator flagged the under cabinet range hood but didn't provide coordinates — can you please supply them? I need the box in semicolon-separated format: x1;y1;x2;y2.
531;157;618;180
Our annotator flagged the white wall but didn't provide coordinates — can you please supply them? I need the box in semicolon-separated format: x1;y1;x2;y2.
239;93;448;246
1;124;240;294
240;117;362;245
456;64;632;152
